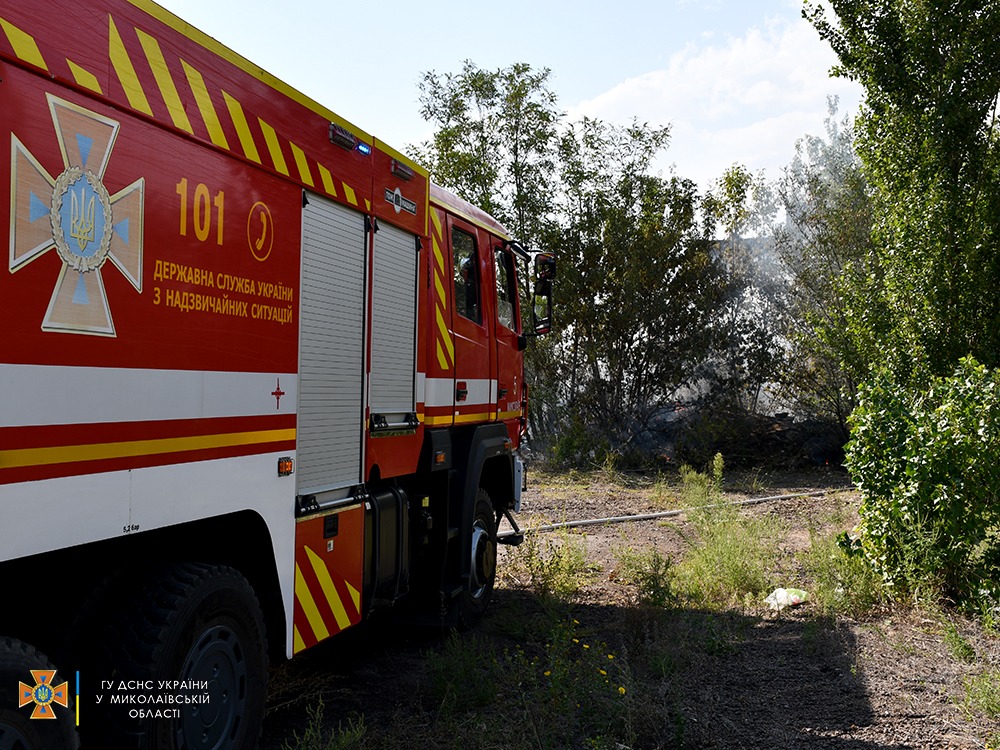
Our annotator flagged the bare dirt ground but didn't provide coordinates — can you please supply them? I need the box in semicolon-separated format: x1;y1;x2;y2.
261;468;1000;749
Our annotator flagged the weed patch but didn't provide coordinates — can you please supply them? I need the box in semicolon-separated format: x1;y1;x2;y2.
799;525;884;618
963;668;1000;720
503;527;592;609
614;545;676;607
279;699;365;750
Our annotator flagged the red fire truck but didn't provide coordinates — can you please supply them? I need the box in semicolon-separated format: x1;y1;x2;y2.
0;1;554;747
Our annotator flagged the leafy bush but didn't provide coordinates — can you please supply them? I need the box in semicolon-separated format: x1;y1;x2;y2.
549;415;611;469
679;452;724;508
846;357;1000;602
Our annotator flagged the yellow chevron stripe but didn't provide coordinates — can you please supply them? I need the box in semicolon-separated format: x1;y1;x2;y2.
222;92;260;163
108;18;153;116
294;563;330;641
258;119;288;175
317;164;337;197
0;18;47;70
343;183;358;206
346;581;361;613
430;207;442;237
304;546;350;631
433;273;446;308
292;625;306;654
67;60;102;94
1;429;295;470
435;341;449;371
136;29;192;133
435;307;454;364
181;60;229;149
127;0;378;151
433;237;446;275
289;143;315;186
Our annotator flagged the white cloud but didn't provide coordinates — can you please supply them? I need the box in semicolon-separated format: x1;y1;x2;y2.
570;15;863;189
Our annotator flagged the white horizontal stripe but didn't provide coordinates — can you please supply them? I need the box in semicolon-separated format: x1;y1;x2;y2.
0;364;297;427
424;377;496;409
424;376;453;408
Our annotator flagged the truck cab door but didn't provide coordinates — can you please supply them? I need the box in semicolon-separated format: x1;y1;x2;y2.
492;244;524;441
447;218;495;424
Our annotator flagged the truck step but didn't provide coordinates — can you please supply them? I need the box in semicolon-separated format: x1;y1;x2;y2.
496;531;524;546
497;509;524;546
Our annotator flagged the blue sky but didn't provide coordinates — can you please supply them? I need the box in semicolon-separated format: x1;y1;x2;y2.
153;0;862;191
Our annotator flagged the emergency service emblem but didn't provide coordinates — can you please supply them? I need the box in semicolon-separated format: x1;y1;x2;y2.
9;94;144;336
18;669;69;719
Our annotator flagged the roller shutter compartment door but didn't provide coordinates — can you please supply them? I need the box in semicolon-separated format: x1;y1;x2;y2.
297;193;365;495
369;222;418;424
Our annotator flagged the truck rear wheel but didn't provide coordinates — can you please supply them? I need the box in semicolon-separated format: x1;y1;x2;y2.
98;564;267;750
0;637;78;750
458;488;498;628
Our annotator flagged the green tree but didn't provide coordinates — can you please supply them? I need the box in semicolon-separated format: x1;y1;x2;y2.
412;62;736;463
411;61;563;444
412;61;560;249
550;119;726;463
805;0;1000;380
700;164;784;418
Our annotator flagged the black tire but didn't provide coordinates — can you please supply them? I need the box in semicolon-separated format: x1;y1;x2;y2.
458;488;498;628
92;564;267;750
0;636;79;750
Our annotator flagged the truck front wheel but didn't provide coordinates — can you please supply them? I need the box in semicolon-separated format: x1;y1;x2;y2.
458;488;498;628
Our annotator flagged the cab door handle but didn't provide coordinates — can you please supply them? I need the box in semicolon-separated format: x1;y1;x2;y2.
498;387;508;399
456;382;468;402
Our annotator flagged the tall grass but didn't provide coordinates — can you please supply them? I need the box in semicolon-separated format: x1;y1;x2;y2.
799;524;884;618
668;454;785;608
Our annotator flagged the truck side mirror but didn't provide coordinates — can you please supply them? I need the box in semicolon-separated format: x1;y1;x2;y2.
531;278;553;335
